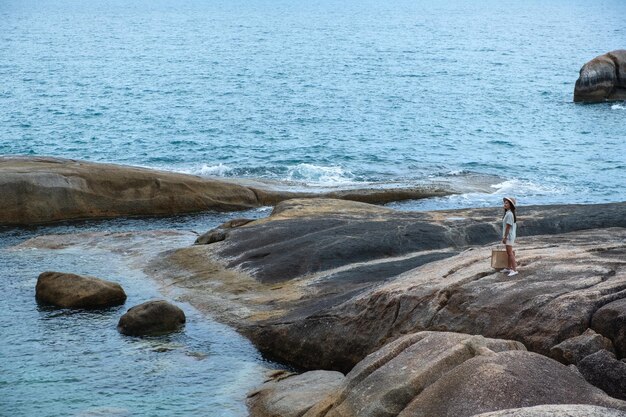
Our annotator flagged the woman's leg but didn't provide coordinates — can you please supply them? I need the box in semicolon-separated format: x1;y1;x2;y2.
506;245;517;271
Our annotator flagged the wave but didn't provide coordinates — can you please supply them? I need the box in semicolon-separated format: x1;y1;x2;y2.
182;162;360;187
611;103;626;110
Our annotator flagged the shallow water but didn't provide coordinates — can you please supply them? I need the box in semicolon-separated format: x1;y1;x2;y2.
0;209;278;417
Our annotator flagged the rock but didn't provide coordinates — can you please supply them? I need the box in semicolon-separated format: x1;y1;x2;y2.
302;332;525;417
578;349;626;401
574;50;626;103
0;156;458;225
195;228;228;245
549;328;615;365
298;332;626;417
394;350;626;417
150;199;626;371
591;298;626;357
117;300;185;336
247;370;344;417
35;271;126;309
471;404;626;416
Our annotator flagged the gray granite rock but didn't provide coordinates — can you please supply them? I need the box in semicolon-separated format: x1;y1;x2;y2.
578;349;626;401
550;328;615;365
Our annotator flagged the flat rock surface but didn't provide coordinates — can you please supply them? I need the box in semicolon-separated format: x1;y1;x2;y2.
471;405;626;417
152;198;626;371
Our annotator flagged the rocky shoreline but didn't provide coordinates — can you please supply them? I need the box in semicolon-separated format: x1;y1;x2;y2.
4;157;626;416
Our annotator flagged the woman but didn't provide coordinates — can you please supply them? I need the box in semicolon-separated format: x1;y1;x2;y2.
501;197;518;276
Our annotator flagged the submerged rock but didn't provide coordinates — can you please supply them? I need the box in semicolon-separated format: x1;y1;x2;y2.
574;50;626;103
35;271;126;309
117;300;185;336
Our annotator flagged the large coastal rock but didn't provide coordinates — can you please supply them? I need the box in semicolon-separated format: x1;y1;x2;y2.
472;405;626;417
577;349;626;401
0;156;458;225
248;331;626;417
247;370;344;417
153;198;626;372
574;50;626;103
591;298;626;357
117;300;186;336
35;271;126;309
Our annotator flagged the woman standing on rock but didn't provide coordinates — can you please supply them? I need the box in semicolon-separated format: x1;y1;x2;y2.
502;197;518;276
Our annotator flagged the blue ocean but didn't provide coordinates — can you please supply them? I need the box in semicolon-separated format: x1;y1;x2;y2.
1;0;625;415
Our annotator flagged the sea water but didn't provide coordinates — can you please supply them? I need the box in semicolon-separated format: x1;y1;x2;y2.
1;0;625;415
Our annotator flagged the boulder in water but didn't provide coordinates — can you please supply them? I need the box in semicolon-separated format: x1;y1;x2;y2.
118;300;186;336
574;50;626;103
35;271;126;309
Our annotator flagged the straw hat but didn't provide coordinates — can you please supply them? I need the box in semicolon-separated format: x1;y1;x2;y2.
503;197;517;208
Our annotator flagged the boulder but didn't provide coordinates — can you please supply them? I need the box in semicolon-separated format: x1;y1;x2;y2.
574;50;626;103
591;298;626;357
549;328;615;365
578;349;626;401
35;271;126;309
394;350;626;417
259;331;626;417
117;300;185;336
151;198;626;372
302;332;526;417
471;405;626;416
247;370;344;417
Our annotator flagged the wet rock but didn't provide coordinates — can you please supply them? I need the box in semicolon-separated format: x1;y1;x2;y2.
117;300;185;336
549;328;615;365
247;370;344;417
578;349;626;401
471;404;626;417
35;271;126;309
574;50;626;103
591;298;626;358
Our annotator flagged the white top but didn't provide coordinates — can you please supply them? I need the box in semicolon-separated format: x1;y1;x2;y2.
502;210;516;245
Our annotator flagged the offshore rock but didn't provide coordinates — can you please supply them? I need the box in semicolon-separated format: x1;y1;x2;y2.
574;50;626;103
117;300;186;336
0;156;456;226
35;271;126;309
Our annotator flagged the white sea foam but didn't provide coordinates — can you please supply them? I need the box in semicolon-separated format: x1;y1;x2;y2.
490;178;570;199
193;163;233;176
611;103;626;110
285;164;357;186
